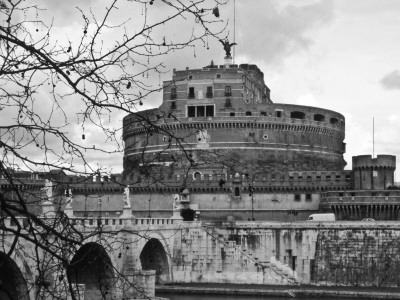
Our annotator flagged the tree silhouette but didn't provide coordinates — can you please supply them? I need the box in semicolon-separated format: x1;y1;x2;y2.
0;0;228;298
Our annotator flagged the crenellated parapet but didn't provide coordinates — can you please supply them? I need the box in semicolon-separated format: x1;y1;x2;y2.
352;155;396;190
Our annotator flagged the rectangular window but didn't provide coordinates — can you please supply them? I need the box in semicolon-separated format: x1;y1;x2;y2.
171;87;177;99
275;110;282;118
188;87;195;98
294;194;301;201
206;105;214;117
206;86;213;98
225;86;232;96
306;194;312;201
197;106;205;117
216;74;221;78
225;99;232;107
188;106;196;117
170;101;177;110
188;105;214;117
188;75;193;80
230;112;235;116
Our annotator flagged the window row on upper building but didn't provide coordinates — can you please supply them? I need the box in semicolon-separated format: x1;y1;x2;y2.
170;86;232;100
277;110;342;125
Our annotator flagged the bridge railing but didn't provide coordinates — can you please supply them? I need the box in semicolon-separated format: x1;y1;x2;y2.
68;216;180;228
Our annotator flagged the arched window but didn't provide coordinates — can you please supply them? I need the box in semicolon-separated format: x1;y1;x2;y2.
330;117;339;124
290;111;305;119
234;187;240;197
193;172;201;180
314;114;325;122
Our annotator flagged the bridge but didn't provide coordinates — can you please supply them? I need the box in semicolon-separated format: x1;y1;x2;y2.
3;193;400;299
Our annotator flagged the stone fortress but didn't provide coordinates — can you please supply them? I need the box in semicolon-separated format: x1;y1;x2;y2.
4;58;400;300
122;58;398;222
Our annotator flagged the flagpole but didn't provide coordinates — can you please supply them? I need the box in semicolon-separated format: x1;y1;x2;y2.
233;0;236;64
373;117;375;158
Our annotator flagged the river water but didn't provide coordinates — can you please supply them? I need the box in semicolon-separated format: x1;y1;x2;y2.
156;293;372;300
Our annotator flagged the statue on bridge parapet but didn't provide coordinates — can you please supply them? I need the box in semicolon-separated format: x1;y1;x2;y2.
121;185;133;218
64;188;74;218
40;179;56;217
123;185;131;208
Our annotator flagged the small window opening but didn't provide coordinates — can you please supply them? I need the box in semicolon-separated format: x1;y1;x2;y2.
230;112;236;116
193;172;201;180
275;110;282;118
188;75;193;80
294;194;301;201
206;106;214;117
225;99;232;107
188;87;195;98
330;117;339;124
225;86;232;96
290;111;306;119
170;101;177;110
260;111;267;116
170;87;177;100
314;114;325;122
216;74;221;79
306;194;312;201
234;187;240;197
246;111;252;116
188;106;196;117
197;106;205;117
206;86;213;98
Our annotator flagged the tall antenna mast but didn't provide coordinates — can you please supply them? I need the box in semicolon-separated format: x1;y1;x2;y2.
233;0;236;64
373;117;375;158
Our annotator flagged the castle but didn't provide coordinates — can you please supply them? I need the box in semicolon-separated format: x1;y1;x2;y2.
121;58;398;222
2;60;398;222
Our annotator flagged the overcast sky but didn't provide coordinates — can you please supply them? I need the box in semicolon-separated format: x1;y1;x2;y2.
2;0;400;179
160;0;400;179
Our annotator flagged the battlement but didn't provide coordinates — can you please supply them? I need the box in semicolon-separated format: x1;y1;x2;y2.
353;155;396;169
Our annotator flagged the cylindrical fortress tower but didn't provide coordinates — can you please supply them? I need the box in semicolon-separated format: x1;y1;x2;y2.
123;63;346;180
352;155;396;190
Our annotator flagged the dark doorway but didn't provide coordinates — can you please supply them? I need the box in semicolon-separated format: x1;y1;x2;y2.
0;252;29;300
140;239;169;284
181;208;195;221
68;243;115;299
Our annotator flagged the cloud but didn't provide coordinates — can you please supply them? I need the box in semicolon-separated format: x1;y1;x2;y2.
380;70;400;90
234;0;334;65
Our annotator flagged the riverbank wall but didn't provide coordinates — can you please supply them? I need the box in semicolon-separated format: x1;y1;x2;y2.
170;221;400;288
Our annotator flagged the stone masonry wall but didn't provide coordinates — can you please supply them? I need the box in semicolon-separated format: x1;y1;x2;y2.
171;222;400;287
312;228;400;287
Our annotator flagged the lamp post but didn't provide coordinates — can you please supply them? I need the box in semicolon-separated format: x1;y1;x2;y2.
148;197;151;218
249;184;255;221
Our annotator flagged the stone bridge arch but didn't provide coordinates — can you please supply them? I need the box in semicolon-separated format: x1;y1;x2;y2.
0;242;34;300
67;242;116;299
139;232;172;284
